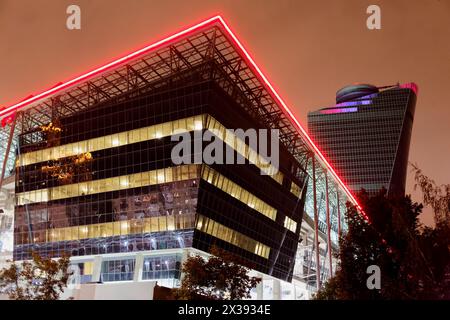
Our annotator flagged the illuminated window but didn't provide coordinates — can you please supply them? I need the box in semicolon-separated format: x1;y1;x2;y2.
196;215;270;259
101;259;135;282
284;216;297;233
33;213;197;244
17;164;200;204
290;181;301;197
201;166;277;221
205;116;284;185
18;115;207;167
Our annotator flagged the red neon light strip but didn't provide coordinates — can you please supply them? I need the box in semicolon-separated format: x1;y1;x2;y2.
215;17;367;219
0;15;220;118
0;15;365;218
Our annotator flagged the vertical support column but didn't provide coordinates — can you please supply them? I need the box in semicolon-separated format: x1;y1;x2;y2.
311;156;321;291
181;249;189;275
273;279;281;300
91;256;103;282
0;115;17;187
325;172;333;277
256;278;263;300
337;190;341;238
134;253;144;282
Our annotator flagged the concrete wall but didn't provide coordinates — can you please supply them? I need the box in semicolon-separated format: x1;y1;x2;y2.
0;177;15;269
61;281;156;300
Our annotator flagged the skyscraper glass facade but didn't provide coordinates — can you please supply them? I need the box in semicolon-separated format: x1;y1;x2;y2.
308;83;417;196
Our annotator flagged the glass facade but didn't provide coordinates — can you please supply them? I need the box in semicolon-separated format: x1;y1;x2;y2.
14;69;308;282
142;254;182;281
308;84;417;196
201;166;277;221
101;258;136;282
18;115;204;167
196;214;270;259
17;165;199;205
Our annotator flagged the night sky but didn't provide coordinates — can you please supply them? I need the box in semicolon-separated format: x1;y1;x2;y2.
1;0;449;226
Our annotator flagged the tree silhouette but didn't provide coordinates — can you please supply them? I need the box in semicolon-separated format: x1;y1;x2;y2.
315;183;450;299
174;246;261;300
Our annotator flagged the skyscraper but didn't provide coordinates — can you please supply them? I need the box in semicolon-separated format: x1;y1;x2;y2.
308;83;418;197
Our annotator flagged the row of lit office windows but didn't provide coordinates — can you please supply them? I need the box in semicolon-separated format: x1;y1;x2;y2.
18;115;204;166
201;166;277;221
16;163;283;244
205;115;284;184
17;164;200;205
18;114;284;187
31;213;197;244
196;214;270;259
17;166;275;226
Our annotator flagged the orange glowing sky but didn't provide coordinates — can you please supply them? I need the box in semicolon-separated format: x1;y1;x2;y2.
1;0;449;226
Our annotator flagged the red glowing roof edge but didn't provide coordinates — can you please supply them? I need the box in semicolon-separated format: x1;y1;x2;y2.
0;15;366;219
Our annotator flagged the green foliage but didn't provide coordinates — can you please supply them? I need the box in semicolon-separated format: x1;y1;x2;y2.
0;252;72;300
315;183;450;300
411;163;450;226
174;246;261;300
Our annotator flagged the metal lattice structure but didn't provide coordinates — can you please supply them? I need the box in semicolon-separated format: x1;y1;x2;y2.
0;16;361;290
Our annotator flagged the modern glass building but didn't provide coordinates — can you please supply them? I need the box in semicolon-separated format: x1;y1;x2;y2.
13;84;307;282
308;83;418;197
0;16;361;298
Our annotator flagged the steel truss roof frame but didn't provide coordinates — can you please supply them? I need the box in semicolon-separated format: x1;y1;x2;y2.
0;16;361;216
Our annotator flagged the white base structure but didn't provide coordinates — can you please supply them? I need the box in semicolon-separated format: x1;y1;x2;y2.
1;173;332;301
61;281;156;300
0;176;14;269
61;247;315;300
